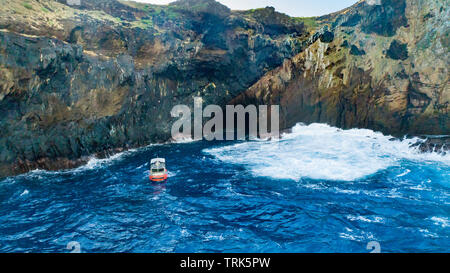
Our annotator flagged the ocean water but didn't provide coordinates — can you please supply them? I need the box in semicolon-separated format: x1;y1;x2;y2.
0;123;449;253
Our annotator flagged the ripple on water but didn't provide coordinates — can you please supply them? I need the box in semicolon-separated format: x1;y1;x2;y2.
0;123;449;253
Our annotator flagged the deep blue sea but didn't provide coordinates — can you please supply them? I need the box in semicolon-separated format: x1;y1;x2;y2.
0;124;449;253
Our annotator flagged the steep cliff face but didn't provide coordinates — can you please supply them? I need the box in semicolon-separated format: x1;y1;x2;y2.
231;0;449;136
0;0;306;177
0;0;448;178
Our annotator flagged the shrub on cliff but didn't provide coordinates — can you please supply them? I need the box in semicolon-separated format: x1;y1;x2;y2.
386;40;409;60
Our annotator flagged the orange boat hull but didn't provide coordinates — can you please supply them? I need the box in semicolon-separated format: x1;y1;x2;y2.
149;173;168;182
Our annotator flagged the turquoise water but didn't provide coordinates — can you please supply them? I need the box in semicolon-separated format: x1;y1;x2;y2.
0;124;449;253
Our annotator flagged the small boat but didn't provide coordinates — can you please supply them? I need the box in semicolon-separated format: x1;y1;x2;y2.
149;158;168;182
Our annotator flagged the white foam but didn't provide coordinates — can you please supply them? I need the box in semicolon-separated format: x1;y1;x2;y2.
430;216;449;228
66;144;169;174
396;169;411;178
172;136;198;144
339;229;376;242
204;123;450;181
346;215;385;223
17;150;133;178
81;152;127;171
20;189;29;196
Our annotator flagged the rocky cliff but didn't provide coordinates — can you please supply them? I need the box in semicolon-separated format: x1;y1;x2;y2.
232;0;449;137
0;0;448;177
0;0;307;177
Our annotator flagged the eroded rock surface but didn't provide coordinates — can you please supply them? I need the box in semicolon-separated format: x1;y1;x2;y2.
0;0;448;177
231;0;449;138
0;0;306;176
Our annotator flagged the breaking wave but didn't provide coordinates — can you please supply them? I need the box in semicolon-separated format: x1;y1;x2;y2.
1;123;449;253
204;123;450;181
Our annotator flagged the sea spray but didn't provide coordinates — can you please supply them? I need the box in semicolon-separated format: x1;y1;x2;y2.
204;123;450;181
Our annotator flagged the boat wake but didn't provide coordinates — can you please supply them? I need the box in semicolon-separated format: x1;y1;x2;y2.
204;123;450;181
